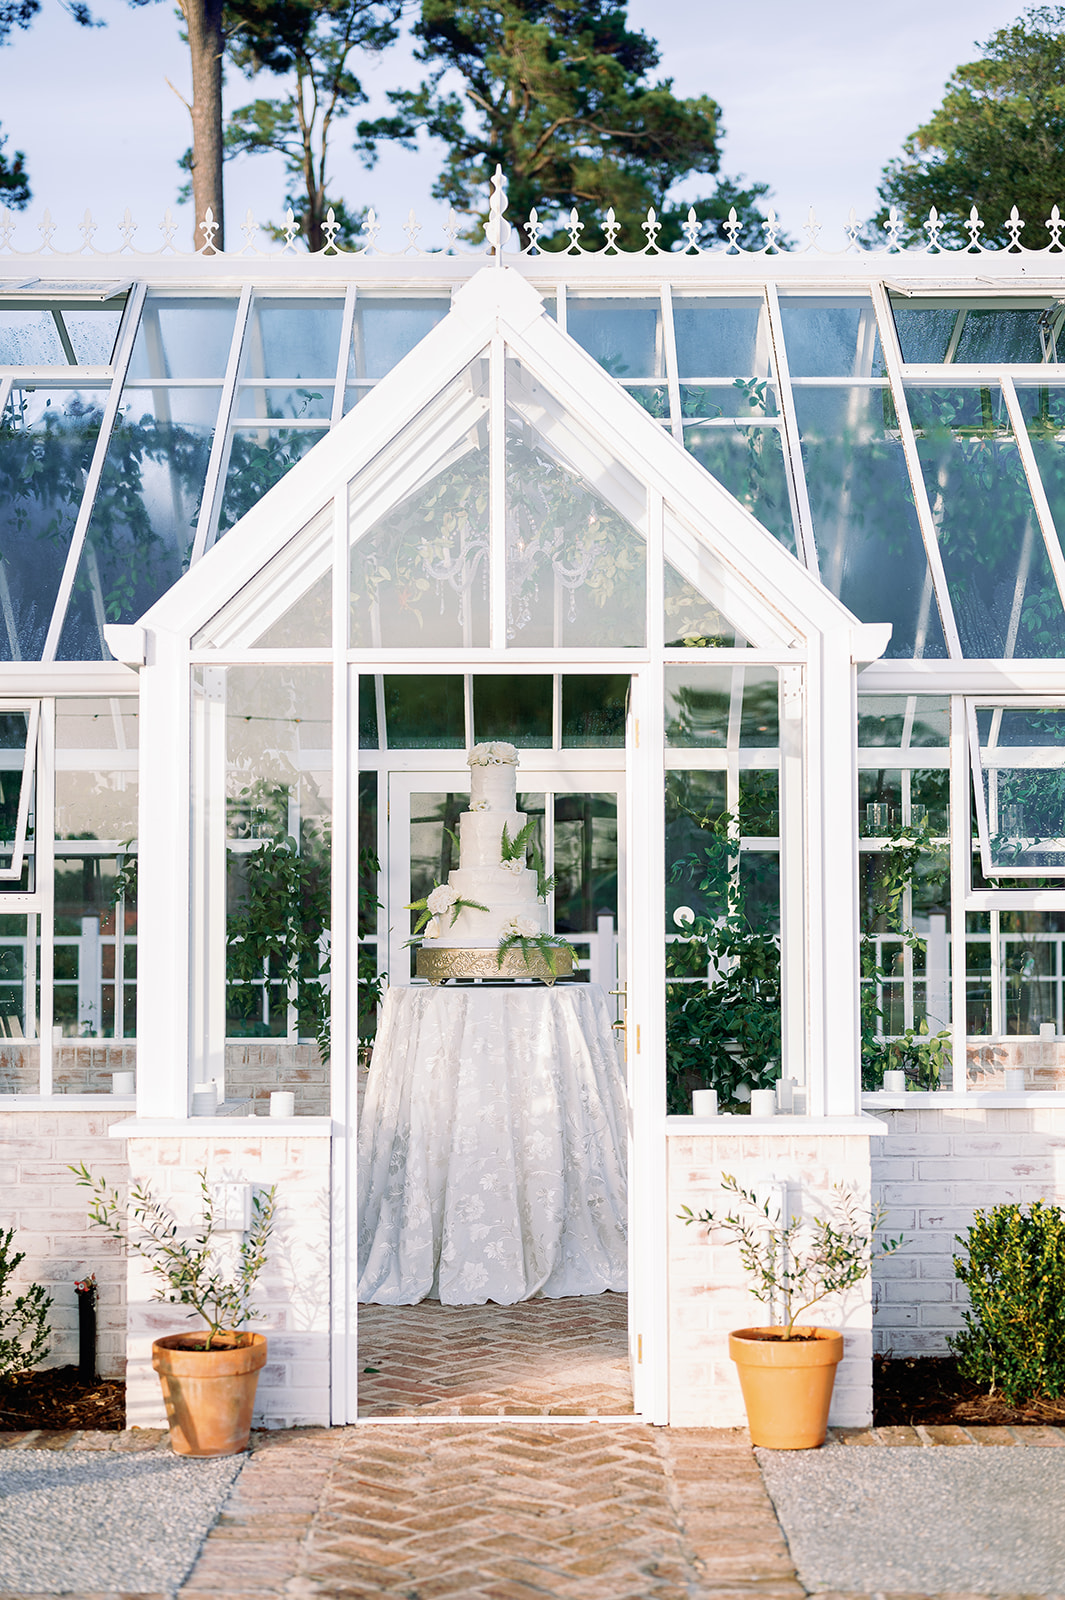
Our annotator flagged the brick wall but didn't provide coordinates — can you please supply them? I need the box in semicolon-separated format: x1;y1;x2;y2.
871;1104;1065;1355
666;1127;876;1429
123;1131;333;1430
967;1041;1065;1090
0;1104;132;1376
223;1043;330;1116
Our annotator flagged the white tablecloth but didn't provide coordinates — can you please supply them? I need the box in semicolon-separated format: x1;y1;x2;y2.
357;983;628;1306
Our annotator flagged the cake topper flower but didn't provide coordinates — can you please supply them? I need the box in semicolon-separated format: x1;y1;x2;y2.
468;742;518;767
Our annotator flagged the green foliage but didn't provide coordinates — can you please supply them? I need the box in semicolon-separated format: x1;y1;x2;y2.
680;1176;905;1338
0;131;29;210
875;6;1065;247
501;819;556;898
0;1226;51;1376
72;1166;275;1351
222;0;402;250
496;929;578;974
226;781;333;1057
665;778;780;1113
356;0;778;250
950;1200;1065;1404
405;886;489;939
860;815;951;1091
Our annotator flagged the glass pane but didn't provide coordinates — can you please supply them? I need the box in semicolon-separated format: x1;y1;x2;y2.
779;297;884;377
1000;911;1064;1034
234;386;332;421
892;305;959;365
562;675;628;747
243;297;343;380
358;675;379;749
383;675;464;748
196;504;332;649
347;298;450;382
55;698;139;751
664;563;745;648
954;309;1047;365
127;297;239;380
680;382;777;419
857;696;950;747
219;425;327;537
672;297;771;379
53;855;121;1038
566;298;662;379
974;705;1065;875
350;356;490;649
907;385;1065;657
62;309;124;367
796;386;947;659
665;768;780;1113
56;772;137;841
252;569;331;649
209;666;332;1057
665;664;779;748
682;423;796;554
554;794;618;933
474;675;552;746
1013;387;1065;567
0;388;106;659
56;387;221;658
0;309;65;364
506;356;646;647
0;913;31;1046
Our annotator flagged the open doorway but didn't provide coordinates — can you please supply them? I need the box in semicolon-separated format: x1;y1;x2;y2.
354;670;633;1417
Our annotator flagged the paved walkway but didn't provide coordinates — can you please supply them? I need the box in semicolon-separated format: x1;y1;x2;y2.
3;1421;1063;1600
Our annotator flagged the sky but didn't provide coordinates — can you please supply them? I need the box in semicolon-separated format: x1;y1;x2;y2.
0;0;1031;253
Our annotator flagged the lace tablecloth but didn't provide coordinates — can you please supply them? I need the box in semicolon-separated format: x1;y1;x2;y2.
356;983;628;1305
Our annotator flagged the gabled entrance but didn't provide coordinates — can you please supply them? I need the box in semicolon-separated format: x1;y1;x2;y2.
112;265;879;1429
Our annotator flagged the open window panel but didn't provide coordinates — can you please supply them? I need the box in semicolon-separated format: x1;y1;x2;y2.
0;704;38;887
968;700;1065;880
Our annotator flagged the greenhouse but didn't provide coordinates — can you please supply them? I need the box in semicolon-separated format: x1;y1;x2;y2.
3;184;1065;1429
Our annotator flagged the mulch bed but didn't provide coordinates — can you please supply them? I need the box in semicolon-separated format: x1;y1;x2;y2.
874;1354;1065;1428
1;1357;1063;1433
0;1366;125;1431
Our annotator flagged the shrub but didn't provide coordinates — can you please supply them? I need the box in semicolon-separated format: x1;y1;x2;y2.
0;1227;51;1376
950;1200;1065;1405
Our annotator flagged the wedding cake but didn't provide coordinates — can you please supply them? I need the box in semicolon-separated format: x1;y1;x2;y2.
421;742;547;948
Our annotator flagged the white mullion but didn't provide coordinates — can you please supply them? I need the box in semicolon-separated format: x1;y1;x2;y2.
1000;374;1065;609
943;310;967;364
191;283;253;561
489;338;507;648
764;282;820;577
331;285;357;429
949;696;970;1090
778;663;806;1090
331;486;356;1423
990;906;1003;1038
646;487;664;653
552;673;562;750
871;281;964;659
659;284;684;444
41;283;147;662
463;673;474;746
556;282;567;335
36;700;55;1093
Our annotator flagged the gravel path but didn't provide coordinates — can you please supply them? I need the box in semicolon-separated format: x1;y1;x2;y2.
758;1443;1065;1596
0;1448;243;1596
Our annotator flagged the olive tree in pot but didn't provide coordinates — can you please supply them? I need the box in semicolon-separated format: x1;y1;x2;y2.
72;1166;276;1456
681;1176;904;1448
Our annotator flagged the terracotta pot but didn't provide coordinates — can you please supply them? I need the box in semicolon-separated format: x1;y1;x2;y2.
151;1332;267;1457
728;1326;844;1449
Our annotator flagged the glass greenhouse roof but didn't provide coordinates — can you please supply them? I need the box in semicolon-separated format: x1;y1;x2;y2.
2;248;1065;665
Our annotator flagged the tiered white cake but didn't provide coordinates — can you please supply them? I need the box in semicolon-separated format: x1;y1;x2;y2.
423;743;547;949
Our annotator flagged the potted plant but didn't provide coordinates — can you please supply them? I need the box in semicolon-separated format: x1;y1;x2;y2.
72;1165;276;1457
681;1175;904;1448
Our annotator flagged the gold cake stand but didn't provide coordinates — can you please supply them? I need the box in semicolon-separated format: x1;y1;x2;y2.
416;946;574;987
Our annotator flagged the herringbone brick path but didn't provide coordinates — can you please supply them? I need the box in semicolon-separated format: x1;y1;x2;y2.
178;1422;802;1600
357;1293;633;1417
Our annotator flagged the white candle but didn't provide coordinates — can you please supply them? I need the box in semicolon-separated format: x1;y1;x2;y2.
270;1090;296;1118
1004;1070;1026;1093
1040;1022;1057;1040
775;1077;794;1112
110;1071;135;1096
883;1070;907;1094
749;1089;777;1118
691;1089;718;1117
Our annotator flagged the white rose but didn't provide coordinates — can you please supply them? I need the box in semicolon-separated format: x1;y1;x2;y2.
468;743;491;767
423;916;441;941
470;799;490;812
427;884;456;915
489;741;518;764
507;914;540;938
501;857;525;876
